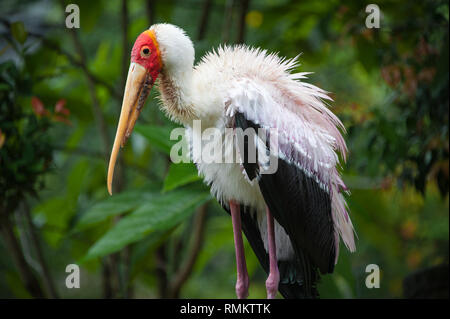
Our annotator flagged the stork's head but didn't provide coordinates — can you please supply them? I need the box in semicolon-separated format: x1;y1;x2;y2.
108;24;194;194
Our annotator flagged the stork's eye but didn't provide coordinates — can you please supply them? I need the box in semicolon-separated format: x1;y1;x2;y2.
141;46;151;57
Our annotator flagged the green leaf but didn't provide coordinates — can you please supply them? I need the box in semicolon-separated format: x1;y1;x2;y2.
34;197;71;247
10;22;27;44
134;124;176;154
67;160;90;202
74;183;161;231
83;185;211;260
163;162;200;192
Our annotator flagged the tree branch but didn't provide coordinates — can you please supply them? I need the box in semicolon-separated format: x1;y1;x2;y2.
155;243;169;298
0;17;121;101
68;28;111;157
120;0;130;91
58;0;121;297
102;257;114;298
168;204;208;298
37;35;122;101
22;202;59;298
222;0;235;43
237;0;250;44
146;0;156;26
0;215;45;298
117;0;132;298
198;0;213;41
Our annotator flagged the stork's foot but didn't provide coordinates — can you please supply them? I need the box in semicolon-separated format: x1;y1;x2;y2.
236;275;249;299
265;269;280;299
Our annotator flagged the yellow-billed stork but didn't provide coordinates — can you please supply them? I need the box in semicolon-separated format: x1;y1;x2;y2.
107;24;356;299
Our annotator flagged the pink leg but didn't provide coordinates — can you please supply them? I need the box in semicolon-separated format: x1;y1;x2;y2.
265;207;280;299
229;200;249;299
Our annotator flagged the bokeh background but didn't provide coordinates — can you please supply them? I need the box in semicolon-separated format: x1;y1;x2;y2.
0;0;448;298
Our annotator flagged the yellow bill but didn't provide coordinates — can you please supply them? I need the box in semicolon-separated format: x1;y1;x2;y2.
107;62;152;195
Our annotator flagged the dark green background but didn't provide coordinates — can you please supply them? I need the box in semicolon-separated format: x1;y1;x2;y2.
0;0;448;298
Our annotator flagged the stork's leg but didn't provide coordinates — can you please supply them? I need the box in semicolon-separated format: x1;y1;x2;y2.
229;200;249;299
265;206;280;299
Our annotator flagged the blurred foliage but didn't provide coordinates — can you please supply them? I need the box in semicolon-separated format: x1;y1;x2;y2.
0;0;448;299
0;61;52;216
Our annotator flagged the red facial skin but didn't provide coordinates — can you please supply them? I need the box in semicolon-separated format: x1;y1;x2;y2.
131;31;162;83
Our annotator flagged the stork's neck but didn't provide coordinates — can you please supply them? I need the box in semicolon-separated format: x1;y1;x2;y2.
158;66;196;125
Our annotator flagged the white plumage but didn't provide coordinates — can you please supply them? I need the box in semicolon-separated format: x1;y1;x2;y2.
153;24;355;260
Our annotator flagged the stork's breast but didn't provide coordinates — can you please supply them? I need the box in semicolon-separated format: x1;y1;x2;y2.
187;127;265;210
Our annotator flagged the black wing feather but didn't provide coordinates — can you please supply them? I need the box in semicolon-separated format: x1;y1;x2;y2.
221;203;319;298
233;112;337;296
